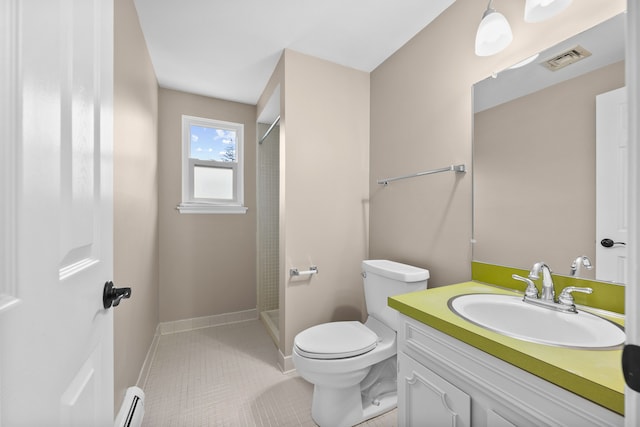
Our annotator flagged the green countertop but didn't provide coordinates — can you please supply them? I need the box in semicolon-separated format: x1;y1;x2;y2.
388;281;625;415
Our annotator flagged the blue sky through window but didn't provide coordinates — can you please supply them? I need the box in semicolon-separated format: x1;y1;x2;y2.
190;125;236;162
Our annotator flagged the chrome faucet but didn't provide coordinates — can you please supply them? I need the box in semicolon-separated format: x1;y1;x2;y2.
512;274;538;298
570;255;593;277
558;286;593;310
511;262;594;313
528;262;555;301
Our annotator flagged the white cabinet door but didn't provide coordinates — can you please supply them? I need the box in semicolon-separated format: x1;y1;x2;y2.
0;0;114;425
398;352;470;427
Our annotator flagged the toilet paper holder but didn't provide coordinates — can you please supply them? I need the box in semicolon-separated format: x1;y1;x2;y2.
290;266;318;277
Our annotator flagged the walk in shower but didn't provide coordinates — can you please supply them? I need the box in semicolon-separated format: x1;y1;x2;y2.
257;92;280;345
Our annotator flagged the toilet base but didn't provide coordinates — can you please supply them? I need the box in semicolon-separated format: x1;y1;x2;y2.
293;318;400;426
311;384;397;427
362;392;397;423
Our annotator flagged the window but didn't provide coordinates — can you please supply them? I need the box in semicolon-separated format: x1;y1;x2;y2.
178;115;247;214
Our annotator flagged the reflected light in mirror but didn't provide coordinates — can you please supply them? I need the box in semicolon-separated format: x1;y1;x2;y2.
508;53;540;69
524;0;572;23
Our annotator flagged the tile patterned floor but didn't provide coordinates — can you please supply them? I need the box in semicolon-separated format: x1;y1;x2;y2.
142;319;397;426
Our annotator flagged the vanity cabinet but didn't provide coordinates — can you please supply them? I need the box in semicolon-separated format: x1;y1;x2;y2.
398;352;471;426
397;314;623;427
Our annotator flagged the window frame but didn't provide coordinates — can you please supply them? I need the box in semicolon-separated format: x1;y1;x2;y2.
178;115;247;214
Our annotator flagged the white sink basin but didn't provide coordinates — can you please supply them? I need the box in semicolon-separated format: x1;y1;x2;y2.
448;294;625;349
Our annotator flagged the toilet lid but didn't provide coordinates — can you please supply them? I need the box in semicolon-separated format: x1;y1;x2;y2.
294;321;379;359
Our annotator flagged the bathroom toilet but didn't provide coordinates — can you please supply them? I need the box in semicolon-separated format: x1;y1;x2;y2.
292;260;429;427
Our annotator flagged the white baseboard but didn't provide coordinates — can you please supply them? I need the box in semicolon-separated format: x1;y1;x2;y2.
136;324;160;390
136;309;257;389
137;308;292;392
279;349;296;373
158;308;258;335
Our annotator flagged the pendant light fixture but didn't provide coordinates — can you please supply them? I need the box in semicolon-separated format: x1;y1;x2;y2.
475;0;513;57
474;0;573;57
524;0;573;23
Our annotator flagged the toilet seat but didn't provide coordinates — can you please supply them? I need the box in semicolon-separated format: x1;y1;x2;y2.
294;321;379;360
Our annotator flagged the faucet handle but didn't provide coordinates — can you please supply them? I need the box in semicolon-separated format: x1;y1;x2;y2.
512;274;538;299
558;286;593;306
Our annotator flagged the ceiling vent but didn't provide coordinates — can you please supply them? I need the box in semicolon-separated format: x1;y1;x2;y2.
541;45;592;71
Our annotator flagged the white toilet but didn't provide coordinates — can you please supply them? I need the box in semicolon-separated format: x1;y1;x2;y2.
292;260;429;427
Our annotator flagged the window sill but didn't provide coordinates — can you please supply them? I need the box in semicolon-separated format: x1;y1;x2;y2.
177;203;248;214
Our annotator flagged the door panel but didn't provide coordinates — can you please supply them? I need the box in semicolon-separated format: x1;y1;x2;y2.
60;0;100;272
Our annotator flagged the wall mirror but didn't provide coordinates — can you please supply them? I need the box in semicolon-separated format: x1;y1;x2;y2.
472;13;626;283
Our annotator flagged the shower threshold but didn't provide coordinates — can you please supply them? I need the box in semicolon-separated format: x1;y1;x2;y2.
260;309;279;345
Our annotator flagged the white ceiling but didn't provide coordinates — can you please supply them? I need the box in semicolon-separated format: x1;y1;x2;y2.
133;0;455;105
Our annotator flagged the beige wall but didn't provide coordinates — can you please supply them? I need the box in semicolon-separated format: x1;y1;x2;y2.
280;50;370;360
369;0;625;287
258;50;370;363
158;89;257;322
474;61;625;276
113;0;159;408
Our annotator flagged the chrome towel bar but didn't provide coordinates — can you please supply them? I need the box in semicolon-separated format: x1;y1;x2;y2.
377;164;466;185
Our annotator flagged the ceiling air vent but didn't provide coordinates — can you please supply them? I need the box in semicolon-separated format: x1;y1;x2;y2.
541;45;592;71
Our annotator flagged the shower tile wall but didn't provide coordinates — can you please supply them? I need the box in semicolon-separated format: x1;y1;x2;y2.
257;123;279;313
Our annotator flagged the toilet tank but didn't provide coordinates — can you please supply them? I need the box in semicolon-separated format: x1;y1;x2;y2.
362;260;429;331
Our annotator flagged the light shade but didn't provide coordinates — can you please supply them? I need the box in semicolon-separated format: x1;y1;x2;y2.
475;9;513;57
524;0;572;23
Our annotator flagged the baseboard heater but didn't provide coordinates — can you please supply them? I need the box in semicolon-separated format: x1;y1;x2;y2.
114;386;145;427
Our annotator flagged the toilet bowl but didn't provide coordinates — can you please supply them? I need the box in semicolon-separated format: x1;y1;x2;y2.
292;260;429;427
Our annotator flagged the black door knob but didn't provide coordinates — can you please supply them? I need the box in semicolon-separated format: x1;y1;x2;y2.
103;281;132;309
623;344;640;393
601;238;626;248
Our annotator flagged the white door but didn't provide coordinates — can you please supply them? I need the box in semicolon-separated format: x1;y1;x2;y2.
596;87;628;283
626;1;640;425
0;0;115;425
